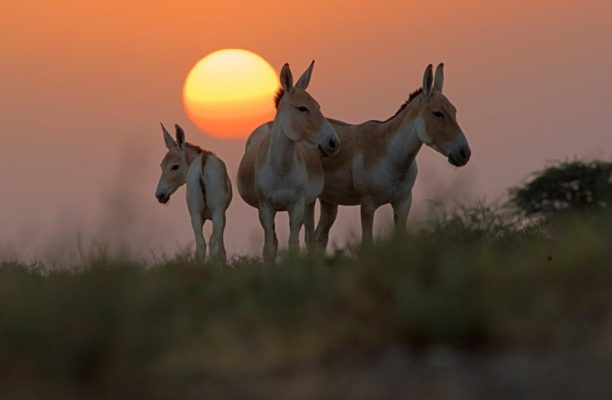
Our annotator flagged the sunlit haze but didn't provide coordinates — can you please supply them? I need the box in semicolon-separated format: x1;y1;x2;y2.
1;0;611;261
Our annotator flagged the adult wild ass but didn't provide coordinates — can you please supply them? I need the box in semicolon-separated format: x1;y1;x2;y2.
155;123;232;263
315;63;471;248
238;61;340;263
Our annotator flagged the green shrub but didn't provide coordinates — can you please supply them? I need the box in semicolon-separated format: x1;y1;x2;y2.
510;160;612;221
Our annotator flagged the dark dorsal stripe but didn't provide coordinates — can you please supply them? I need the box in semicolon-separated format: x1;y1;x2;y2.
199;151;211;201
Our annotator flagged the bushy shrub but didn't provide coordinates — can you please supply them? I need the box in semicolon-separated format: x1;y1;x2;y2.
510;160;612;221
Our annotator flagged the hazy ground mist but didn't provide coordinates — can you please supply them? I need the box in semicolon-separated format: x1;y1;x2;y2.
0;134;481;265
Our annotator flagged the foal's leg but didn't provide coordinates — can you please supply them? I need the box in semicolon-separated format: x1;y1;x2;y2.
187;178;207;261
392;194;412;236
190;213;206;260
360;200;377;247
315;199;338;249
209;210;227;265
258;202;278;264
288;196;305;253
303;201;316;251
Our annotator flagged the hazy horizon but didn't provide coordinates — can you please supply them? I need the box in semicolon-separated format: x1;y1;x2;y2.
2;0;611;262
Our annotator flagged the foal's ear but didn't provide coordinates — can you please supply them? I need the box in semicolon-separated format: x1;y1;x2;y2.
422;64;434;97
280;63;293;93
295;60;315;90
433;63;444;92
161;123;177;150
174;124;186;150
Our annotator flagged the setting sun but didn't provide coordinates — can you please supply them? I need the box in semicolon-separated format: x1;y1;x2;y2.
183;49;278;140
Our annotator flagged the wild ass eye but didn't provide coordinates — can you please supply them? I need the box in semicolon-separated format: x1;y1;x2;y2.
432;111;444;119
296;106;309;113
171;164;180;171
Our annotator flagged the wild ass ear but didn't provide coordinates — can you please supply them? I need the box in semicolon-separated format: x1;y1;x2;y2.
174;124;186;150
433;63;444;92
161;123;177;150
422;64;434;97
280;63;293;93
295;60;315;90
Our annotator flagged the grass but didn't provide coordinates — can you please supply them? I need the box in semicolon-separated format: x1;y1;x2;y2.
1;208;611;399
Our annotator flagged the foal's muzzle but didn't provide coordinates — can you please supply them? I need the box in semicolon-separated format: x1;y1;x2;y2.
156;192;170;204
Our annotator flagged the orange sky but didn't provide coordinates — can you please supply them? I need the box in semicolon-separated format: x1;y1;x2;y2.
1;0;611;261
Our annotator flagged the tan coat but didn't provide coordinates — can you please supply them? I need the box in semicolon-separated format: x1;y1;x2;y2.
315;64;472;248
237;62;340;263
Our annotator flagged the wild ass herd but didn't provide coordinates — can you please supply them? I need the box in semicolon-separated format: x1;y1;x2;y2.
155;62;471;264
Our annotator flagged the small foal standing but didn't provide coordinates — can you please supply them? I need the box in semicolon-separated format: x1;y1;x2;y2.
238;62;340;263
155;124;232;263
316;63;472;248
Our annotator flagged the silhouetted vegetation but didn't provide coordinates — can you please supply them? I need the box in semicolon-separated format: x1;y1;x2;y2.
2;210;612;398
510;160;612;221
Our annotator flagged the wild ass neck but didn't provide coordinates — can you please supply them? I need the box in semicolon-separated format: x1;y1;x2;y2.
378;100;423;171
266;124;298;172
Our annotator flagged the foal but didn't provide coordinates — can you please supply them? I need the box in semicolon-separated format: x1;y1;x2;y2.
155;124;232;263
315;64;471;248
238;61;340;263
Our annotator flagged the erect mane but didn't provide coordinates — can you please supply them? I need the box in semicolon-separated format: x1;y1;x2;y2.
377;88;423;123
274;87;284;109
275;86;423;120
184;142;204;154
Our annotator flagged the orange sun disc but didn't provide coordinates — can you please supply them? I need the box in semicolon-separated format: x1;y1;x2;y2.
183;49;278;140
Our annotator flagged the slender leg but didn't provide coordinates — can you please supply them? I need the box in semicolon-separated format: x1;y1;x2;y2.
209;210;227;265
392;194;412;236
315;199;338;250
303;201;316;251
360;200;377;248
191;214;206;260
288;196;305;253
258;202;277;264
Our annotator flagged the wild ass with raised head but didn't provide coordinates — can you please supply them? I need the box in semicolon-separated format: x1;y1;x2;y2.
155;124;232;263
238;61;340;263
315;63;471;248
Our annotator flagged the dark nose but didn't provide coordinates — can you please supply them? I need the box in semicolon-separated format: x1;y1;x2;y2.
329;138;338;151
156;193;167;203
459;146;471;163
459;146;472;163
448;145;471;167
